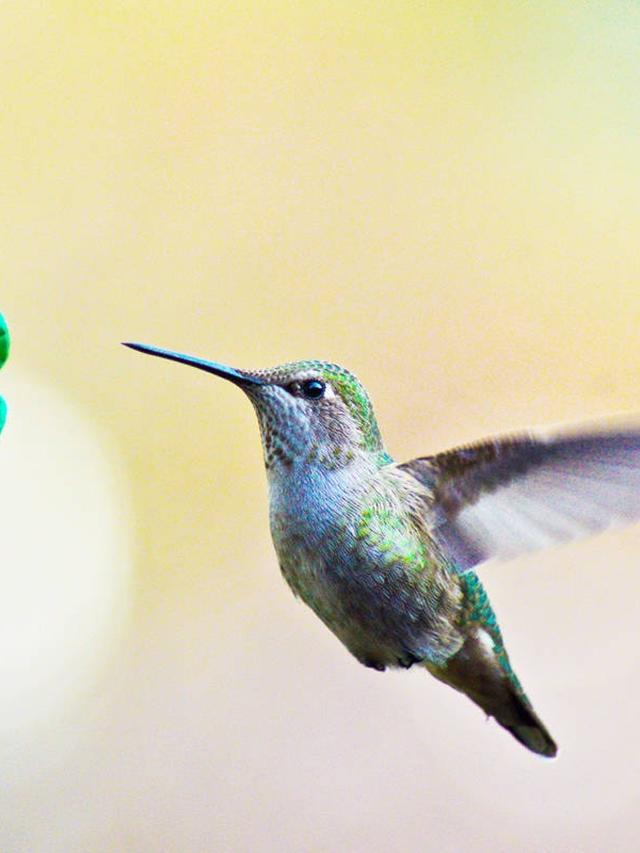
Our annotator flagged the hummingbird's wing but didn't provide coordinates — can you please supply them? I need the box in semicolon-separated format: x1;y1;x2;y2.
398;424;640;571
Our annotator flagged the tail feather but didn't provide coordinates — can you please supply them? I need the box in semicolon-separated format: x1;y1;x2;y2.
427;632;557;758
497;691;557;757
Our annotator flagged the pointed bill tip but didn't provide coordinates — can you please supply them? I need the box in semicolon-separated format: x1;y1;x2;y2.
122;341;147;353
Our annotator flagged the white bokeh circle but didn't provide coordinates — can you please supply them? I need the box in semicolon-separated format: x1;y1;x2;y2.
0;370;132;737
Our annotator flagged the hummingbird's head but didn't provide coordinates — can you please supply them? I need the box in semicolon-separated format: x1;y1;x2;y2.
124;344;388;471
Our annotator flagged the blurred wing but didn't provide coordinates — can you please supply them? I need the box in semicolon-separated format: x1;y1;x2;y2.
398;425;640;572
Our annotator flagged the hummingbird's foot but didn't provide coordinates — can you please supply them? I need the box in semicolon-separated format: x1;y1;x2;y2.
398;651;423;669
362;657;386;672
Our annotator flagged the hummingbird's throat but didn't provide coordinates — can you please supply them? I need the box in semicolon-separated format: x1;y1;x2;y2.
251;399;361;471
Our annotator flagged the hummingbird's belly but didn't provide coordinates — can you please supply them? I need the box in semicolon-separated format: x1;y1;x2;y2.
276;541;459;670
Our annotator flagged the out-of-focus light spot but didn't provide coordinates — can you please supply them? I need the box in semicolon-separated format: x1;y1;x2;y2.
0;370;132;737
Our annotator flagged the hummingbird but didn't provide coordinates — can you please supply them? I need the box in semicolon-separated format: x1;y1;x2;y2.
125;342;640;757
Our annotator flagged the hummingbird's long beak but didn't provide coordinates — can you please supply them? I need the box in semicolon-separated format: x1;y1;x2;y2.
123;342;267;387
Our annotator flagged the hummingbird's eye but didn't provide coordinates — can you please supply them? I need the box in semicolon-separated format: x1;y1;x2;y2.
301;378;326;400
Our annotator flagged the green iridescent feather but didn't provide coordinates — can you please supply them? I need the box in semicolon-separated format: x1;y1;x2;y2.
459;571;526;699
356;504;428;573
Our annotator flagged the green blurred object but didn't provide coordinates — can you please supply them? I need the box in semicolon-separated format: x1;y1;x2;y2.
0;313;8;369
0;312;8;434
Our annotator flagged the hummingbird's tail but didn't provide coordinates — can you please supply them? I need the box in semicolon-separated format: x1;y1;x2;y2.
427;631;558;758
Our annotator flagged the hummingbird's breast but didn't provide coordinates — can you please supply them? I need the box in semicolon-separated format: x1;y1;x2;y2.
266;460;463;670
268;460;368;567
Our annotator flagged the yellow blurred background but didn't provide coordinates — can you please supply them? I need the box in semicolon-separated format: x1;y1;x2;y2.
3;2;640;850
